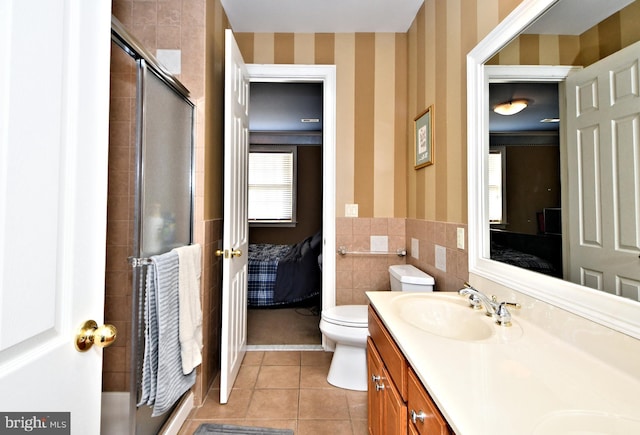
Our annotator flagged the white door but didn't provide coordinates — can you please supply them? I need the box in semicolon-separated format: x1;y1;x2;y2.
566;40;640;300
0;0;111;433
219;29;250;404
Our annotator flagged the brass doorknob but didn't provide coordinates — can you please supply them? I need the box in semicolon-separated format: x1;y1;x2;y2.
230;249;242;258
215;249;228;258
75;320;117;352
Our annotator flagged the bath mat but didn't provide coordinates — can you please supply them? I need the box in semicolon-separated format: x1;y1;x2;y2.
193;423;294;435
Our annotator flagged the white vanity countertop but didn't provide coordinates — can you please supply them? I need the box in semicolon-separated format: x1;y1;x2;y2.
367;291;640;435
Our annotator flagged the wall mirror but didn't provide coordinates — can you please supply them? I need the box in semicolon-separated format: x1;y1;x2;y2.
467;0;640;339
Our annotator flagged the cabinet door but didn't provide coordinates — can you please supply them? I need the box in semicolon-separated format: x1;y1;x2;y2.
368;337;408;435
367;338;384;435
383;364;408;435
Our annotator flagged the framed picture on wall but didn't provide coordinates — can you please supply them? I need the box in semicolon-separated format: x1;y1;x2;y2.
414;105;434;169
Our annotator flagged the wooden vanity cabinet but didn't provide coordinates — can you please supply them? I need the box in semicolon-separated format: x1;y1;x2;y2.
368;305;452;435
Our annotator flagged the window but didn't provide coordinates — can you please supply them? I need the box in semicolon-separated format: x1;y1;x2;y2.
248;146;297;225
488;148;506;224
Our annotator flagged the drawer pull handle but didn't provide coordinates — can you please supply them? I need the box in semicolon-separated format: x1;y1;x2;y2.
371;374;381;383
375;382;385;391
411;410;426;424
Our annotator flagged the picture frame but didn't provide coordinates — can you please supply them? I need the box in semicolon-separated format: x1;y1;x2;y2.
414;105;434;169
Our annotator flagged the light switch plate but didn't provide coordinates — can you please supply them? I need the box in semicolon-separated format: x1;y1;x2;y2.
435;245;447;271
411;238;419;259
457;227;465;249
345;203;358;217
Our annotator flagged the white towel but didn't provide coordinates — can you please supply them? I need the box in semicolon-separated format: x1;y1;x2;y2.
173;244;203;374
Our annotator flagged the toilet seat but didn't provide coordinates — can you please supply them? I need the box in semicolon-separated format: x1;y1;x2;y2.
321;305;368;327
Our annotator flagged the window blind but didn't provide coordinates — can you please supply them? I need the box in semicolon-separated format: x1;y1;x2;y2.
488;151;503;223
248;151;294;221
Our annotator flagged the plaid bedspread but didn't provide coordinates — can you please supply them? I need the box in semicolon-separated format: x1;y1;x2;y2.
248;244;292;306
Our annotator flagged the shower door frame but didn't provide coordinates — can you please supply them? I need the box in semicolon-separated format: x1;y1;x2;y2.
111;16;196;435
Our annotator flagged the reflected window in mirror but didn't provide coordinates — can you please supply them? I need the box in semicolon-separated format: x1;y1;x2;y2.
487;148;506;225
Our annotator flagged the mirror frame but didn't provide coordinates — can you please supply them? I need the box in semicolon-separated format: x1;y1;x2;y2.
467;0;640;339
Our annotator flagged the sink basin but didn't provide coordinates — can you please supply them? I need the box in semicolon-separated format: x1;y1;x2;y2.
391;292;522;342
533;410;640;434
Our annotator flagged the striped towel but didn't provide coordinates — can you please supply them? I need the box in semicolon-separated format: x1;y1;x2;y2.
138;250;196;416
138;258;159;407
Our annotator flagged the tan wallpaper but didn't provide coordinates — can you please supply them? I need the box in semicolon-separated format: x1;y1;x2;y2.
233;0;523;223
235;32;408;219
252;0;638;225
406;0;523;224
489;0;640;66
204;0;229;220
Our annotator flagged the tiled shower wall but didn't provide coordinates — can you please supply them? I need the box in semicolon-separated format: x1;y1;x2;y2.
335;217;468;304
103;42;136;392
198;219;223;401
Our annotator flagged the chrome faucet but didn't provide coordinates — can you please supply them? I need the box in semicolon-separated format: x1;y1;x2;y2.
458;283;520;326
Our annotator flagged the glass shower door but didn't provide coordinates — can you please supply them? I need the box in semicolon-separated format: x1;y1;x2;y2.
131;60;194;435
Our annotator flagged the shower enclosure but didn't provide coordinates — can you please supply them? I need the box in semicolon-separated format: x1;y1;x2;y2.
103;17;195;434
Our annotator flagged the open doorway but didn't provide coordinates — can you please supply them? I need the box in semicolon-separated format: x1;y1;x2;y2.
244;64;337;349
246;82;323;346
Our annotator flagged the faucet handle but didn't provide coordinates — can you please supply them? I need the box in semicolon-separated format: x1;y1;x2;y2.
494;302;513;326
491;295;521;309
491;296;521;327
466;293;484;310
459;284;483;310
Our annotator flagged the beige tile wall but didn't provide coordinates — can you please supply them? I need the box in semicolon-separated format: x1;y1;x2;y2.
405;219;468;292
335;217;469;305
103;40;137;392
196;219;223;402
336;217;407;305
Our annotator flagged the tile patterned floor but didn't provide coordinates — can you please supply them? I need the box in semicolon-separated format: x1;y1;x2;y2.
178;350;368;435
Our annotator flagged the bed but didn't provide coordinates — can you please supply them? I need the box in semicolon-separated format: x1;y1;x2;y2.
490;241;557;276
489;229;562;277
248;232;322;307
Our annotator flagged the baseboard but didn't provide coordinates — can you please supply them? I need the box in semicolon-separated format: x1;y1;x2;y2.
246;344;324;351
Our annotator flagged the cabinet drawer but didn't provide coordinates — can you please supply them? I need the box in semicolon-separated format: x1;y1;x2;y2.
407;368;451;435
368;305;407;400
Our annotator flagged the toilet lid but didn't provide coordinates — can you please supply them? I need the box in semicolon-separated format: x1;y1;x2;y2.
322;305;368;327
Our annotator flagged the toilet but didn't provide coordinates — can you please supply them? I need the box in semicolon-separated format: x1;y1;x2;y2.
319;264;434;391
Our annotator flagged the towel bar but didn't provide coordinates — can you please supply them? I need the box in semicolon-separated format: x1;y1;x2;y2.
128;256;153;267
337;246;407;257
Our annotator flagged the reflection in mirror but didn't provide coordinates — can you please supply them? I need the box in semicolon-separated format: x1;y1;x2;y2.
489;82;562;278
467;0;640;339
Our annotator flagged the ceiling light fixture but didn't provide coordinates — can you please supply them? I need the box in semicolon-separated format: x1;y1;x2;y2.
493;99;528;116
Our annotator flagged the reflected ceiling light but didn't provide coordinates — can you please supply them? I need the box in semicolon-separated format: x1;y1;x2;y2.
493;99;528;116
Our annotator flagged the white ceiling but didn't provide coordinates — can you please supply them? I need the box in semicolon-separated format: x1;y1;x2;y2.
524;0;635;35
221;0;636;35
220;0;425;33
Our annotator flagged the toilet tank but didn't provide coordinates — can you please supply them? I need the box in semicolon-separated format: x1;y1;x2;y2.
389;264;435;292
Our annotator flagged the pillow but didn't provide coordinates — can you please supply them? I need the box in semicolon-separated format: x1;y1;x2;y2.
310;231;322;251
